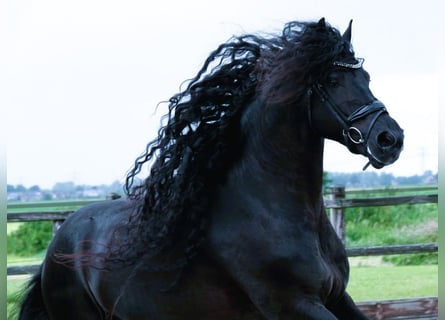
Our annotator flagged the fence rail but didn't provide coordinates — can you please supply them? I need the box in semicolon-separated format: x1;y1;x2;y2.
325;194;437;209
7;185;438;261
7;186;438;319
357;297;438;320
7;211;72;222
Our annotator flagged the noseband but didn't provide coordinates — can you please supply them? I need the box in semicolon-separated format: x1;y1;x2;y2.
312;84;387;146
308;58;388;169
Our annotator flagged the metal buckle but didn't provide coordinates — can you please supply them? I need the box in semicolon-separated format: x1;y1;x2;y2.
344;127;364;144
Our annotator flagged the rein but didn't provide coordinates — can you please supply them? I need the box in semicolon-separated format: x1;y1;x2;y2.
308;58;388;170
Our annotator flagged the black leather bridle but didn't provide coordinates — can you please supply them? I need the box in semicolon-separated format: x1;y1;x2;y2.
308;58;388;170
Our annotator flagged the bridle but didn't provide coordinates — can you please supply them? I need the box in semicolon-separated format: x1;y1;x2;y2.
308;58;388;170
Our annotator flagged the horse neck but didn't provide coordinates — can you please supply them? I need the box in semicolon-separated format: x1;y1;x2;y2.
238;104;325;203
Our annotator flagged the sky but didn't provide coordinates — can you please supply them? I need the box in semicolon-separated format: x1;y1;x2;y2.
1;0;443;189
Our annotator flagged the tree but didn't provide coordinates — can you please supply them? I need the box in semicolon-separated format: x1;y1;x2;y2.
29;185;41;192
52;182;76;193
14;184;27;192
323;172;332;189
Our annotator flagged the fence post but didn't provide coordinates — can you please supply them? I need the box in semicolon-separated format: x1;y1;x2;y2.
326;185;346;244
52;220;63;237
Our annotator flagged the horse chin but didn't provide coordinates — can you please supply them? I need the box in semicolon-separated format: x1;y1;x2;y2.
367;158;385;169
365;145;401;169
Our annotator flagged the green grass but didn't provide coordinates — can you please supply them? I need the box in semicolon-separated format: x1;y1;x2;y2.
7;277;29;320
348;265;438;301
7;223;22;235
345;203;437;246
344;201;438;265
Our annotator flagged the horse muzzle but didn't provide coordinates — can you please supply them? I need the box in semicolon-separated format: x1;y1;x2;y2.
364;125;404;170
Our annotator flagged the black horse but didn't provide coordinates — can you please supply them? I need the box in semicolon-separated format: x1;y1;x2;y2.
19;18;403;319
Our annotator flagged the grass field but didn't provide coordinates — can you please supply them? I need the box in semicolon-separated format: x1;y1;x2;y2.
348;264;437;301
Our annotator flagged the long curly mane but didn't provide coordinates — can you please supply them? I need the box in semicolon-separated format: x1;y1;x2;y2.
123;19;353;265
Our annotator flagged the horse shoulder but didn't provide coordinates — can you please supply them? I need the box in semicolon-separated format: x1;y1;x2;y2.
206;183;349;319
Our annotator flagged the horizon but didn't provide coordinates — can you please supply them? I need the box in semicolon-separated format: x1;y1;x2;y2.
7;169;438;190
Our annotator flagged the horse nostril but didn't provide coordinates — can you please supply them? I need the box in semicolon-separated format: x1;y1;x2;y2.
377;131;396;148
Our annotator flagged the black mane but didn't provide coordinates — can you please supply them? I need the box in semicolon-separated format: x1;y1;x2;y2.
123;19;354;264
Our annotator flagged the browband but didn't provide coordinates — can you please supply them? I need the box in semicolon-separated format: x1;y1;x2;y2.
333;58;364;69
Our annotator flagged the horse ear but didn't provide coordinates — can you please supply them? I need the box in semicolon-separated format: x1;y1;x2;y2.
317;17;326;28
342;19;353;43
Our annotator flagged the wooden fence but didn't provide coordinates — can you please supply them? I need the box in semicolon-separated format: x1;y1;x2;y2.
325;185;438;255
323;185;438;319
7;186;438;319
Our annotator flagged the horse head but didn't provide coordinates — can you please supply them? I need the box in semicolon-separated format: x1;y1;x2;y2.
308;19;404;170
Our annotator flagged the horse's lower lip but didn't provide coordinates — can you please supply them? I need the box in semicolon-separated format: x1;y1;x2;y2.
370;160;385;169
366;146;393;168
